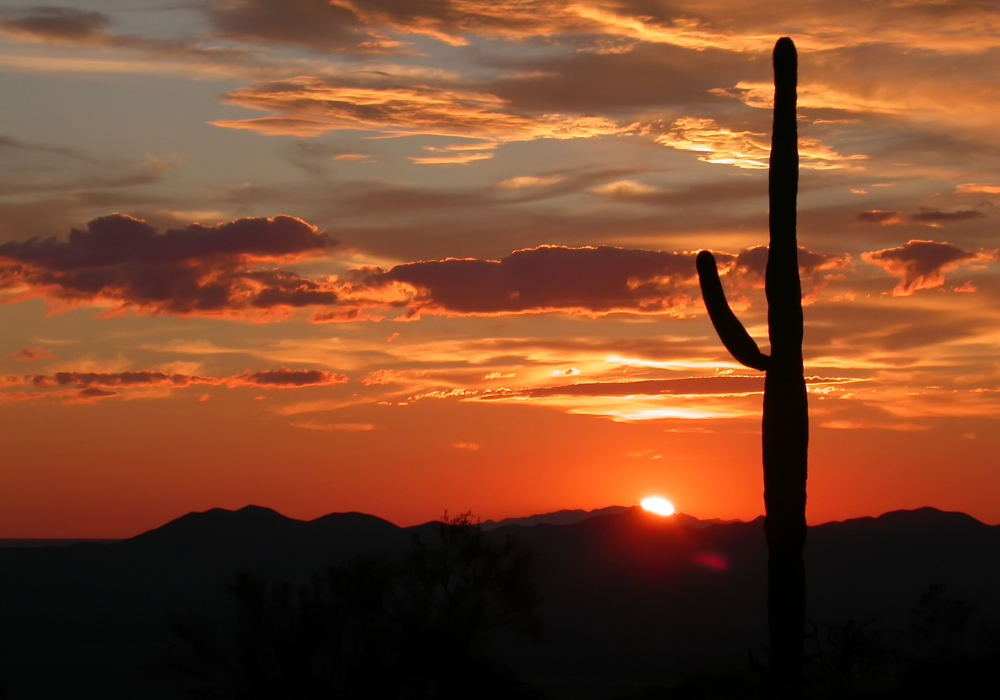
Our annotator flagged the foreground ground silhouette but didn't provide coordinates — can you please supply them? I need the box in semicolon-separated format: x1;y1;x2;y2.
1;506;999;698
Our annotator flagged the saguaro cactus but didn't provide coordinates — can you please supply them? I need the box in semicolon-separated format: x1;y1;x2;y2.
695;37;807;684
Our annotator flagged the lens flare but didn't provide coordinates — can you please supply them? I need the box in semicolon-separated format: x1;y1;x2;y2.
640;496;675;516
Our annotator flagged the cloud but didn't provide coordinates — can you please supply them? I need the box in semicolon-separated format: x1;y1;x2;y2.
77;387;116;400
480;376;865;402
451;442;480;452
655;117;866;171
0;5;257;74
31;371;209;390
590;180;659;197
11;347;54;362
856;210;904;226
355;245;707;317
716;81;905;115
228;368;349;388
0;135;181;201
483;376;767;400
551;368;581;378
862;240;997;296
856;208;985;227
957;184;1000;195
340;243;847;319
205;0;378;53
910;208;986;224
290;420;375;432
13;368;349;402
360;369;404;386
0;7;110;44
202;0;1000;56
398;142;497;165
202;0;598;52
729;246;851;289
210;77;636;145
819;419;927;432
0;214;338;316
497;175;565;189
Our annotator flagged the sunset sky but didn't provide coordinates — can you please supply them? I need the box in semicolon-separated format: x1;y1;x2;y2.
2;1;1000;537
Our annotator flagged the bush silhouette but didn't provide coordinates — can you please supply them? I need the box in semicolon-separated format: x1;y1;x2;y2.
156;512;540;699
695;37;808;686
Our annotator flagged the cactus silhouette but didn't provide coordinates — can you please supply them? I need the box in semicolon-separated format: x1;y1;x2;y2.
695;37;807;684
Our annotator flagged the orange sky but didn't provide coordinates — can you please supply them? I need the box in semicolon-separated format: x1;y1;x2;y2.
1;1;999;537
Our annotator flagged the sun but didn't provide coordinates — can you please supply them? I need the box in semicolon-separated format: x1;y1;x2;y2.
640;496;675;516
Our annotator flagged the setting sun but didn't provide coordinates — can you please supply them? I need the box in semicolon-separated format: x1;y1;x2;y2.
641;497;676;516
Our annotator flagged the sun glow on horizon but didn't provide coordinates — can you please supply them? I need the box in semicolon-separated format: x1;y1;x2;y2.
641;496;676;516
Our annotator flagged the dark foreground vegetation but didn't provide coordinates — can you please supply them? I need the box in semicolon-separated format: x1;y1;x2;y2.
1;506;999;698
154;513;541;699
154;518;1000;700
620;584;1000;699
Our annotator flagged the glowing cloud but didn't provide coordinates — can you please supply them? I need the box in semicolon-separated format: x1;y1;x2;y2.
498;175;565;189
211;78;636;147
655;117;864;170
957;183;1000;195
862;240;997;296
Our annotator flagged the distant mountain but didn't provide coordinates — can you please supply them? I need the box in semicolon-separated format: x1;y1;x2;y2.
481;505;741;530
1;506;997;699
481;505;632;530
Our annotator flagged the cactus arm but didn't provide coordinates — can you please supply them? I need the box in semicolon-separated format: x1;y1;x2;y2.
696;250;770;372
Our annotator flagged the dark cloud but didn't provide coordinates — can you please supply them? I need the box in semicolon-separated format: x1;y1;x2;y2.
856;210;903;225
357;245;709;316
200;0;1000;56
0;214;338;316
486;42;751;114
203;0;592;53
0;7;110;43
230;369;349;388
861;239;996;296
732;246;846;278
32;371;208;389
77;387;116;399
719;245;852;294
205;0;371;53
855;208;986;227
911;207;986;224
20;368;349;398
11;347;54;362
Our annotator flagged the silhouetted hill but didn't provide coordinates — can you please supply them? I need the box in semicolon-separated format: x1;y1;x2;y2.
1;506;997;699
124;505;405;561
481;505;739;531
481;505;632;530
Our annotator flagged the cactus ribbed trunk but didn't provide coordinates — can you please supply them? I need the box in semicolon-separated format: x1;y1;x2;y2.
695;37;807;686
763;37;807;684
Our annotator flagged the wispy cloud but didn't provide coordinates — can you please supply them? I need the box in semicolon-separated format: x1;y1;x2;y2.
211;78;637;150
655;117;866;171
